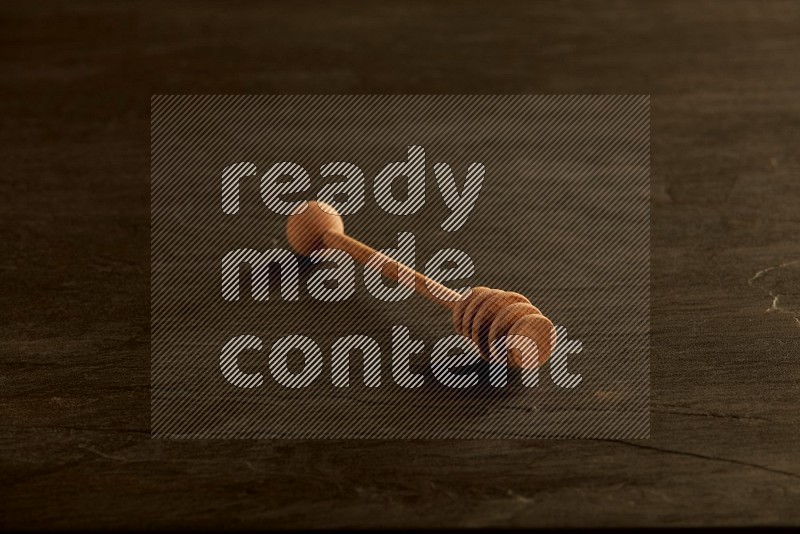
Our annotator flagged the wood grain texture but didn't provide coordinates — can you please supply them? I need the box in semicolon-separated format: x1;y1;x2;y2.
1;0;799;528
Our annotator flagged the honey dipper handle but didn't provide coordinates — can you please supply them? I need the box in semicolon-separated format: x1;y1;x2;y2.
322;229;460;310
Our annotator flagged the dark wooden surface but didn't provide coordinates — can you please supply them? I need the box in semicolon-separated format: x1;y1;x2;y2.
2;0;799;528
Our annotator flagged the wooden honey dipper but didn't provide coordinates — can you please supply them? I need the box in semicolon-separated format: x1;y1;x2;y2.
286;201;556;369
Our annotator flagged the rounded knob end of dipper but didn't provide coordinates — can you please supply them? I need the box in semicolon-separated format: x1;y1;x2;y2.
286;201;344;257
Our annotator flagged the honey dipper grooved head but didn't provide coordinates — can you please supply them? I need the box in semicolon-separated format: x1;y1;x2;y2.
286;201;344;257
471;291;529;355
453;288;556;369
451;287;492;335
508;314;556;369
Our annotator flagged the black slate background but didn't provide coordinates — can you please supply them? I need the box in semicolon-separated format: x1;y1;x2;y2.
1;0;799;528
